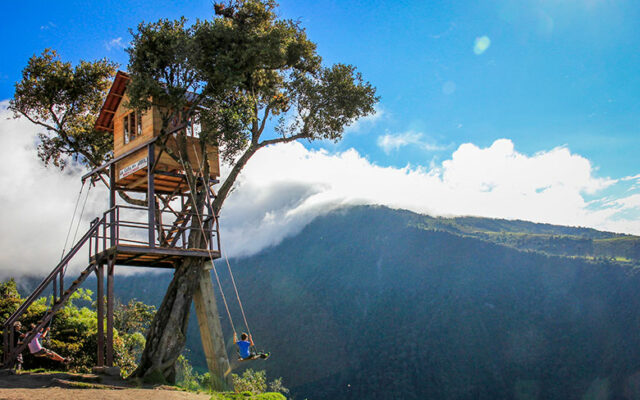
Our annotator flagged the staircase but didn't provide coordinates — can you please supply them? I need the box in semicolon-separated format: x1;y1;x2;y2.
1;217;104;368
161;204;193;247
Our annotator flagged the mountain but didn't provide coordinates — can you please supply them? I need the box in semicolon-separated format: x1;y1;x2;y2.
30;206;640;399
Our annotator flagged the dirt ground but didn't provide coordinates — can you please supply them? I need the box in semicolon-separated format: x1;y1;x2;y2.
0;370;211;400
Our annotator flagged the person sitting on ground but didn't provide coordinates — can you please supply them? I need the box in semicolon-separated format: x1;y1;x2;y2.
234;332;269;360
26;324;70;364
12;321;24;371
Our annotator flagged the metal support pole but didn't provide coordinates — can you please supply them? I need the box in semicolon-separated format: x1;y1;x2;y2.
106;257;115;366
110;165;116;248
148;143;156;247
96;264;105;367
53;278;57;305
59;271;64;300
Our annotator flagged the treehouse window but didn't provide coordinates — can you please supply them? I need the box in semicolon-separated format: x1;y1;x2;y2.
123;112;142;145
186;118;201;138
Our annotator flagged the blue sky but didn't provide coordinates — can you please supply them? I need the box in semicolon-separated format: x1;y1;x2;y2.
1;0;640;276
2;1;639;176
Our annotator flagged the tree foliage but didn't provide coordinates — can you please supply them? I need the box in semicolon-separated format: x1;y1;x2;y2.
126;0;379;212
9;49;117;169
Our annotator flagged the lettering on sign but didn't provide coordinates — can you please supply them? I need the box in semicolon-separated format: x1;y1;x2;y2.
119;157;148;179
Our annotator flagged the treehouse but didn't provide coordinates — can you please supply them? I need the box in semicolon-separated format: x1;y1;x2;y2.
94;71;220;194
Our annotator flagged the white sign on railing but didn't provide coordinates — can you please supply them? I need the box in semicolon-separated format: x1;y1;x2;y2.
119;157;148;179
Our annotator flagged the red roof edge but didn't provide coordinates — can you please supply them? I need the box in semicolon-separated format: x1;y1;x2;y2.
94;71;130;133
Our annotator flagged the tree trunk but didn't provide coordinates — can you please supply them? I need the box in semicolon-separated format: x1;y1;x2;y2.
132;138;261;384
131;187;230;384
132;255;205;383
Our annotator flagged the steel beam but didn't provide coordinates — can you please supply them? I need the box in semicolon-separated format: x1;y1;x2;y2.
96;264;105;367
148;143;156;248
106;257;115;366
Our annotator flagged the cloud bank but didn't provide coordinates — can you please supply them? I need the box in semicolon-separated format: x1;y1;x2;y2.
1;102;639;278
0;102;106;279
219;138;638;257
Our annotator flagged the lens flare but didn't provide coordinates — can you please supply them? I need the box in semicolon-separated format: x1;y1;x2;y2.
474;36;491;55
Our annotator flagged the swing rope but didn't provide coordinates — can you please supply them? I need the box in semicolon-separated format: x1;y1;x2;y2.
223;244;252;341
190;143;255;344
64;183;92;276
175;144;238;338
60;181;86;261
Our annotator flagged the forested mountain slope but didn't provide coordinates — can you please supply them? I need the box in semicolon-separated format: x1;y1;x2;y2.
77;206;640;398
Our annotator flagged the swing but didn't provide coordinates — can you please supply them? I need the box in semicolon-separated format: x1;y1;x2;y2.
238;352;270;362
179;146;271;363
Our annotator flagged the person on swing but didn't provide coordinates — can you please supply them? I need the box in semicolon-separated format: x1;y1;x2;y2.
234;332;269;361
26;324;70;364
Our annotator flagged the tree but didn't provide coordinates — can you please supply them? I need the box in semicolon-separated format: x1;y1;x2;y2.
10;0;378;384
126;0;378;384
9;49;116;169
10;49;148;206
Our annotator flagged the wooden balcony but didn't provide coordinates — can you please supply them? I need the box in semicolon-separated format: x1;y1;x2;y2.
89;205;221;269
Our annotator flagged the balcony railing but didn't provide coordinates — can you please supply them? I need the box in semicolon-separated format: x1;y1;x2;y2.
89;204;220;259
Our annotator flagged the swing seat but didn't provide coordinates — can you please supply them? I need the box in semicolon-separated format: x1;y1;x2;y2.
238;352;270;362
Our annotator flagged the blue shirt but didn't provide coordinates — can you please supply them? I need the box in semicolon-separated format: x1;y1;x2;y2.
237;340;251;358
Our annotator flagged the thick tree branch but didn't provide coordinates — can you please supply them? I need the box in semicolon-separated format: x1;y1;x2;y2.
257;104;271;137
118;191;147;207
16;111;58;133
211;144;258;215
257;131;308;148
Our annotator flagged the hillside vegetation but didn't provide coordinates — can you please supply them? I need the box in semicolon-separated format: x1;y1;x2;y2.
58;206;640;399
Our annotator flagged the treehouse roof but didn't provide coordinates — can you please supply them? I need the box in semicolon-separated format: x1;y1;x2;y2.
95;70;130;133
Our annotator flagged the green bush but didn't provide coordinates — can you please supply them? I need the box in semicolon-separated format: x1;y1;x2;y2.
232;369;289;396
0;278;155;376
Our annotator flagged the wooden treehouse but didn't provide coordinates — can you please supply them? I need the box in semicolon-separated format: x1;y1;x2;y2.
2;71;230;385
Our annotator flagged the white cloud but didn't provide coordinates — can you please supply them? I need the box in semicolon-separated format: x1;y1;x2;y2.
218;138;639;257
474;36;491;55
40;22;56;31
0;102;106;279
105;37;126;51
442;81;456;95
377;131;447;153
1;103;639;279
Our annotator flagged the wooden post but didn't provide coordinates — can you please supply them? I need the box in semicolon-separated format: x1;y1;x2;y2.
193;262;232;391
106;257;115;366
3;329;8;366
96;264;105;367
147;143;156;248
